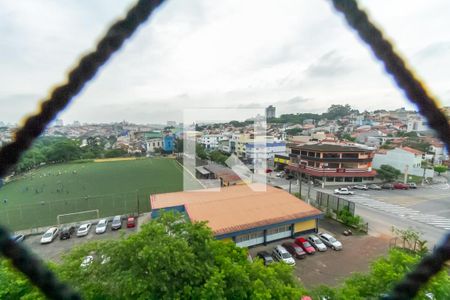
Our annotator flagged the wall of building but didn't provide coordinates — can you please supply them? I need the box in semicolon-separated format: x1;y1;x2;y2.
373;149;434;177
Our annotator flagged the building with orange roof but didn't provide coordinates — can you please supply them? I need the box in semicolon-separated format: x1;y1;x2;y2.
150;184;323;247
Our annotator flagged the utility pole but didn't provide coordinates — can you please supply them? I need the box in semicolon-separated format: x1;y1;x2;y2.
136;190;140;215
403;164;409;184
307;175;312;204
288;178;292;193
298;172;302;199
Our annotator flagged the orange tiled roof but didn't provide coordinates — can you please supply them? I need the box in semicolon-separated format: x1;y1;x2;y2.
401;146;424;156
151;184;322;235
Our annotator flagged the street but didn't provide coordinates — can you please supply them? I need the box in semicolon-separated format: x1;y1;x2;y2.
314;183;450;248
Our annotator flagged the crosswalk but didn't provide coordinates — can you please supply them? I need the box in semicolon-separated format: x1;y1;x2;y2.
342;194;450;231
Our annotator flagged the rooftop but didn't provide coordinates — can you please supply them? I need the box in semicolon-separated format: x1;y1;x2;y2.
151;184;322;236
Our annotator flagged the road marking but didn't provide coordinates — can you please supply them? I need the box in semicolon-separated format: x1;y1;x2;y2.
335;192;450;231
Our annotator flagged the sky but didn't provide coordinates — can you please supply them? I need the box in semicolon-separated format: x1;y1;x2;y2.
1;0;450;125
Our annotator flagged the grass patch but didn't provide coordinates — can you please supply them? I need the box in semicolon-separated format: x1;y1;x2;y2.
0;158;201;231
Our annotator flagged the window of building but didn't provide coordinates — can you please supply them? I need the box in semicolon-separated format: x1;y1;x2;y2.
335;177;344;182
344;177;353;182
235;231;264;243
267;224;291;235
326;177;334;182
342;153;358;158
328;163;339;168
341;162;358;169
308;161;315;167
354;177;362;182
300;151;307;155
323;153;340;158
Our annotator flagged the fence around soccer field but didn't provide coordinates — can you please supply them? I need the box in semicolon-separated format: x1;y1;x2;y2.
0;190;151;232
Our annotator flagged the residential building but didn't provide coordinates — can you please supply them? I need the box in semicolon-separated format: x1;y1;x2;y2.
244;138;286;164
265;105;276;119
146;138;163;152
406;116;429;132
199;134;224;150
163;135;175;153
372;147;434;178
286;143;377;185
150;184;323;247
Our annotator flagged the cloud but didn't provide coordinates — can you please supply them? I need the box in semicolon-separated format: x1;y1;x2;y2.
1;0;450;124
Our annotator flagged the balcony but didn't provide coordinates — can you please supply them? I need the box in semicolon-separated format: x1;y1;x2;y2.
287;163;377;177
298;154;372;163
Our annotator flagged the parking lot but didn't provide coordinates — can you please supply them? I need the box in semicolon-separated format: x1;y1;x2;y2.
248;218;390;288
22;215;146;263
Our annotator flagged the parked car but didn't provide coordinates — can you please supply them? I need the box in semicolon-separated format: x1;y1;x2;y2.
80;255;94;268
408;182;417;189
77;223;92;237
127;217;136;228
272;245;296;266
381;183;394;189
282;242;306;259
352;184;368;190
111;215;122;230
275;171;284;177
368;184;382;190
96;219;108;234
334;188;354;195
40;227;59;244
307;235;327;252
295;237;316;254
11;234;25;243
318;232;343;250
60;226;76;240
393;182;409;190
256;251;274;266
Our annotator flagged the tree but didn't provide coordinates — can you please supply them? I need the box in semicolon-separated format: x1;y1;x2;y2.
342;133;356;142
209;150;229;165
376;164;401;182
57;213;306;299
0;259;44;299
434;164;448;175
323;104;353;120
196;144;208;160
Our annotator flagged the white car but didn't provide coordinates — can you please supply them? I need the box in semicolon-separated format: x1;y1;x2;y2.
319;232;343;250
352;185;368;190
307;235;328;252
95;219;108;234
80;255;94;268
334;188;354;195
40;227;59;244
272;245;296;266
77;223;92;237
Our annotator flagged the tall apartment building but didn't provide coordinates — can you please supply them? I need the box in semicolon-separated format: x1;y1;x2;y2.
265;105;276;119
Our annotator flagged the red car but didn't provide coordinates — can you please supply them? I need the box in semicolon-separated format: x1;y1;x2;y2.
127;217;136;228
295;237;316;254
281;242;306;259
393;182;409;190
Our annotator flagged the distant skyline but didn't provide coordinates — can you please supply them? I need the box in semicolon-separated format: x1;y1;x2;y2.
1;0;450;124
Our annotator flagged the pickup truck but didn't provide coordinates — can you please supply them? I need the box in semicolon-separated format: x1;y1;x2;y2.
334;188;354;195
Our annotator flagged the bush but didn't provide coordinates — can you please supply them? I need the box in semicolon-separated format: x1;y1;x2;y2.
337;207;363;228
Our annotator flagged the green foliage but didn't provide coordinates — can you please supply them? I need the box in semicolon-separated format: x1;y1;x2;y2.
285;128;303;136
268;113;321;125
342;133;356;142
57;213;305;299
196;144;208;160
0;259;44;300
403;138;430;153
396;131;418;138
337;207;364;229
433;164;447;175
376;164;401;181
15;137;129;174
209;150;230;165
323;104;354;120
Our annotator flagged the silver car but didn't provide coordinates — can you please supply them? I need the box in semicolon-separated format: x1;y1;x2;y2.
77;223;92;237
307;235;327;252
95;219;108;234
111;215;122;230
272;245;296;266
318;232;342;250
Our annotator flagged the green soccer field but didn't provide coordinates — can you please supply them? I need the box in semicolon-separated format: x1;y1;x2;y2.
0;158;202;231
